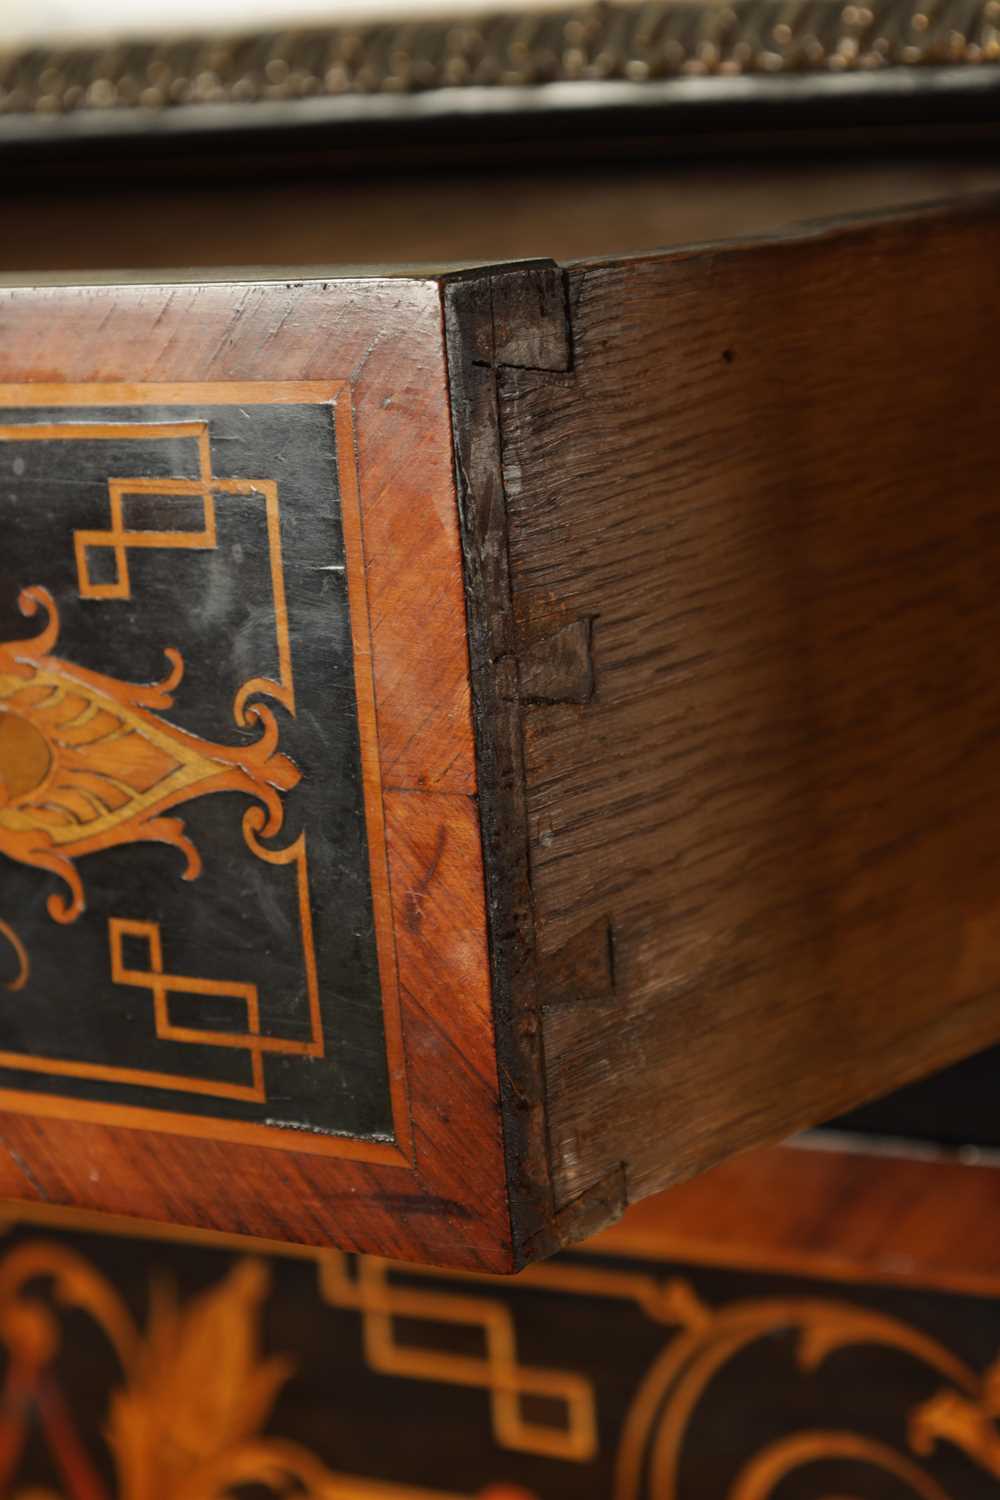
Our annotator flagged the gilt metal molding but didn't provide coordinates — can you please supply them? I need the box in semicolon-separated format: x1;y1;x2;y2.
1;0;998;119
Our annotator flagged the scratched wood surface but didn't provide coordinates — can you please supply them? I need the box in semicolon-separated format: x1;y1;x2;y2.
461;194;1000;1225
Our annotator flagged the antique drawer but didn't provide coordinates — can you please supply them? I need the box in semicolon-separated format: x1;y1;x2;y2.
1;196;1000;1269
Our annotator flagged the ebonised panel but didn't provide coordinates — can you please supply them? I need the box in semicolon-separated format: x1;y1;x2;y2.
0;397;391;1143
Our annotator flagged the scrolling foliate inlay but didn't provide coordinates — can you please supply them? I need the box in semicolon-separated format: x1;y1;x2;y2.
0;585;299;933
1;1207;1000;1500
0;388;401;1155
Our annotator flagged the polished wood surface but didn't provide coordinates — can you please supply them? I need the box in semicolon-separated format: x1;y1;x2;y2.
0;281;507;1269
600;1142;1000;1295
3;164;1000;275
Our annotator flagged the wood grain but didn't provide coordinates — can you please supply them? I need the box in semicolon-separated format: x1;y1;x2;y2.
481;194;1000;1221
3;164;1000;275
0;278;509;1269
596;1140;1000;1296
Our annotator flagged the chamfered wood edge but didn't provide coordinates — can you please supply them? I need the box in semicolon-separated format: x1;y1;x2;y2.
444;265;553;1269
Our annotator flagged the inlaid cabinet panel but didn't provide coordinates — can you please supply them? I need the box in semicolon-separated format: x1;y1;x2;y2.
1;1144;1000;1500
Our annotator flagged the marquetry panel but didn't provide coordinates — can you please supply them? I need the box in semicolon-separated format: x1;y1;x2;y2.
1;1147;1000;1500
0;385;404;1155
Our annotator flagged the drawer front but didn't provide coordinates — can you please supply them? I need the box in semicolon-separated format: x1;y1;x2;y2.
0;281;509;1268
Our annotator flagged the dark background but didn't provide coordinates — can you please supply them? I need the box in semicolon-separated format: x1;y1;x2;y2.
0;402;392;1141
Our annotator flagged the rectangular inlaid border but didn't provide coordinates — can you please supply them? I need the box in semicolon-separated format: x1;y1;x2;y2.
0;380;411;1166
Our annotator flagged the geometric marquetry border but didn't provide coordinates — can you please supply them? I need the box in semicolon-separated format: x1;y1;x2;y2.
0;382;409;1166
1;1191;1000;1500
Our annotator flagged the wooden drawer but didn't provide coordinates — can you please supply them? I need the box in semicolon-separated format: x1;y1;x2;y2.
1;194;1000;1269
